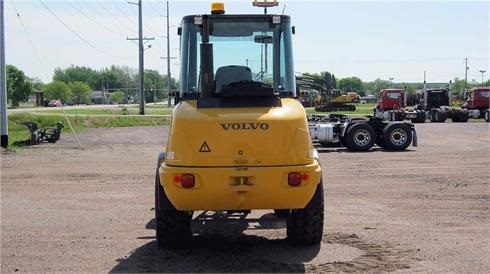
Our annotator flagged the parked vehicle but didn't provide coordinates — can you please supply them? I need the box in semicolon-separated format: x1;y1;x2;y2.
296;74;359;112
308;114;417;151
154;3;324;248
373;87;488;123
47;100;61;107
461;87;490;122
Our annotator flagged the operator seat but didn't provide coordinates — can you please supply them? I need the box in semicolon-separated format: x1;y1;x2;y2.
215;65;252;92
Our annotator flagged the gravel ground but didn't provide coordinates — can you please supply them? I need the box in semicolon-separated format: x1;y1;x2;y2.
1;122;489;273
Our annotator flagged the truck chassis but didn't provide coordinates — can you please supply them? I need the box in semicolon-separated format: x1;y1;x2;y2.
308;114;417;151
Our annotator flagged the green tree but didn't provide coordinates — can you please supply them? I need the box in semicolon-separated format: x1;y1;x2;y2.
29;77;45;91
43;81;71;104
451;77;477;94
6;65;33;107
338;77;363;93
109;90;125;104
53;65;99;89
319;71;337;91
364;78;391;97
69;81;92;105
403;83;417;97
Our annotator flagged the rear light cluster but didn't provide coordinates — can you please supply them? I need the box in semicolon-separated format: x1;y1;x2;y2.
288;172;309;187
174;174;195;188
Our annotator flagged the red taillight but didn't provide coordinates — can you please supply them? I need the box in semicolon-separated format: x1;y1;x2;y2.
180;174;195;188
288;172;302;187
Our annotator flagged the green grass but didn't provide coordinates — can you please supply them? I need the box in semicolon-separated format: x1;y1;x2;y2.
33;105;173;116
6;102;376;148
7;112;170;148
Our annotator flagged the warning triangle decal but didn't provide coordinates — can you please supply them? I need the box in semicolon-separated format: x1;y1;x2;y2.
199;142;211;152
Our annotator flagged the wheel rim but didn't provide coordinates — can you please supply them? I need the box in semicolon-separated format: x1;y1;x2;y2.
390;128;408;146
353;129;371;147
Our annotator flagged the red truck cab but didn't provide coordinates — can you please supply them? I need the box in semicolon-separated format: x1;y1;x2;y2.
376;89;406;111
463;87;490;110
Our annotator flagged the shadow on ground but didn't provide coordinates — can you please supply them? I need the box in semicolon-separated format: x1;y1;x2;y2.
111;211;318;273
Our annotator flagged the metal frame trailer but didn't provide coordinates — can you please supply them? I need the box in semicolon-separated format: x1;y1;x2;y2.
308;114;417;151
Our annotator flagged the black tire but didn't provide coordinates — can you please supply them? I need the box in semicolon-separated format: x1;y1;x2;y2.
274;209;290;218
485;110;489;123
451;110;469;123
429;110;436;122
344;123;375;151
434;109;447;122
155;161;192;248
287;181;324;245
382;123;413;151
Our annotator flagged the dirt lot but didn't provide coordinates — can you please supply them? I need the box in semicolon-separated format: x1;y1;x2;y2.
1;122;489;273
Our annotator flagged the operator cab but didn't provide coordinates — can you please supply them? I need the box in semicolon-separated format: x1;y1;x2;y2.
178;3;296;107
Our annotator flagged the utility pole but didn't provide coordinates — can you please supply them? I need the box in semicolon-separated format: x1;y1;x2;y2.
1;0;8;148
128;0;154;115
465;57;468;89
160;1;177;107
166;1;171;107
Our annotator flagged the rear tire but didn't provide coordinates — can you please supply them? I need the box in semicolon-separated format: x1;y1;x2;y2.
485;110;489;123
433;109;447;122
451;110;469;122
383;123;413;151
287;182;324;245
155;164;192;248
344;123;375;151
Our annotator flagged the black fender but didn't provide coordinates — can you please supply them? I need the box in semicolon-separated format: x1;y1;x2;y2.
155;152;176;210
306;178;324;209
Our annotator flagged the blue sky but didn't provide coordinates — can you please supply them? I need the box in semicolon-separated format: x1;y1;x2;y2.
4;0;489;84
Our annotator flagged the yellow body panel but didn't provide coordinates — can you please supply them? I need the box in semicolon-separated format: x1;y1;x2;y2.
159;161;321;210
330;92;360;103
159;98;322;210
165;98;314;167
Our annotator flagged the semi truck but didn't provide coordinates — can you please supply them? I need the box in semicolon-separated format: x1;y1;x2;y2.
374;87;489;123
461;87;490;122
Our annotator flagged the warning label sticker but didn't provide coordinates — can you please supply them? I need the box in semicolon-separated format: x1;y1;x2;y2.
199;142;211;152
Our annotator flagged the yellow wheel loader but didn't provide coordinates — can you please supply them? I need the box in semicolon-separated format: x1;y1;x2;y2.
155;3;324;247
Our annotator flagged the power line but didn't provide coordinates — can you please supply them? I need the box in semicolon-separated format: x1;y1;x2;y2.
38;0;125;59
95;0;136;34
296;57;467;64
111;0;137;29
9;0;50;80
63;0;127;39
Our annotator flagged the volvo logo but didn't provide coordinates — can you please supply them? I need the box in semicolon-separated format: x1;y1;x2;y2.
220;122;270;130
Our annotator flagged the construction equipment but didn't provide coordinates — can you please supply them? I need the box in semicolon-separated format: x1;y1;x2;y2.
20;121;64;145
296;74;358;112
155;3;324;247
